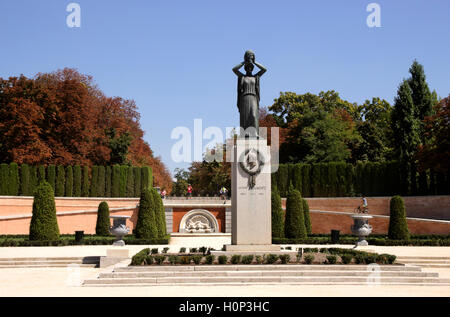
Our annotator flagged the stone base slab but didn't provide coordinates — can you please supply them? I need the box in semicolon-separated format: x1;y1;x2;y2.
106;249;129;258
224;244;281;252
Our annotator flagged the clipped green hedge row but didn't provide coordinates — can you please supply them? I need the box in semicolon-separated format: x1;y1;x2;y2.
273;237;450;246
273;161;450;197
0;235;170;247
0;163;152;197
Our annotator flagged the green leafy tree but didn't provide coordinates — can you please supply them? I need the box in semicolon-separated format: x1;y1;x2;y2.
55;165;65;197
388;195;410;240
65;166;73;197
29;181;60;241
271;188;284;238
135;187;158;239
95;201;110;236
284;188;306;239
107;128;132;165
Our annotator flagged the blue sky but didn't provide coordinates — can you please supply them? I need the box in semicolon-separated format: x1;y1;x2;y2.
1;0;449;175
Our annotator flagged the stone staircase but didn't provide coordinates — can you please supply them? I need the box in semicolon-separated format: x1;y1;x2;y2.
83;264;450;286
396;256;450;268
0;256;100;268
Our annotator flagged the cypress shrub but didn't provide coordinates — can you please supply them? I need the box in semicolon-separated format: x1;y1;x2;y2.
388;195;410;240
417;171;428;196
320;163;329;197
363;163;372;196
0;163;9;195
97;166;105;197
126;166;135;197
355;162;364;195
135;187;158;239
271;188;284;238
141;166;153;192
20;164;31;196
429;169;436;195
65;166;73;197
345;164;355;196
82;166;90;197
90;166;99;197
284;188;306;239
73;165;82;197
151;188;167;237
8;163;20;196
105;166;112;197
37;165;46;183
328;162;338;197
336;163;347;197
119;165;128;197
95;201;110;236
29;166;38;195
133;166;142;197
112;165;121;197
311;164;321;197
47;165;56;194
301;164;311;197
302;198;312;235
436;172;445;195
55;165;65;197
277;164;289;197
29;181;60;241
292;164;303;195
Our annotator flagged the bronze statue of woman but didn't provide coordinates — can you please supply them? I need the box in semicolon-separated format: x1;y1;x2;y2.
233;50;267;138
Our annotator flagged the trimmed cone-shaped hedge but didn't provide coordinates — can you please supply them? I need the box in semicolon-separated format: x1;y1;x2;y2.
29;181;60;241
302;198;312;235
56;165;65;197
73;165;82;197
271;188;284;238
284;188;307;239
135;187;158;239
388;195;410;240
65;166;73;197
151;188;167;237
95;201;110;236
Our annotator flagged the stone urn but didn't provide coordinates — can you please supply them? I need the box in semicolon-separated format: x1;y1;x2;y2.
350;214;373;246
109;215;131;246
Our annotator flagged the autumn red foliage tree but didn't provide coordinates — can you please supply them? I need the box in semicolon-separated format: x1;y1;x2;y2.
0;68;172;192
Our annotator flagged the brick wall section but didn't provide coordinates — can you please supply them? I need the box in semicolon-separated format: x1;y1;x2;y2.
281;196;450;220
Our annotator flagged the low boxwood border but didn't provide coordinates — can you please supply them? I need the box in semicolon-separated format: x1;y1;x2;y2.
0;234;170;247
273;236;450;246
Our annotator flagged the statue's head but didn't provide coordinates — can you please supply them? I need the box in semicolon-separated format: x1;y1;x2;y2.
244;62;254;74
244;50;255;63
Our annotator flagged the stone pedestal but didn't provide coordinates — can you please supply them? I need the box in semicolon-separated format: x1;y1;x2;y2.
350;214;373;246
225;138;279;252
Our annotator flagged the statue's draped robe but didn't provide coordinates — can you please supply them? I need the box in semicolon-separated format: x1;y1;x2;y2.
237;74;260;136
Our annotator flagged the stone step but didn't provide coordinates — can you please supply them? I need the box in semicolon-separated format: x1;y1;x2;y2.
397;260;450;264
0;256;99;268
83;276;444;285
116;264;422;272
84;282;450;287
100;270;438;278
396;256;450;260
0;257;84;261
406;264;450;268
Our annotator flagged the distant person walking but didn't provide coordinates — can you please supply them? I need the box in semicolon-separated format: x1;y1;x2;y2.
187;184;193;199
355;195;369;213
219;186;228;202
161;189;167;199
